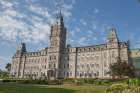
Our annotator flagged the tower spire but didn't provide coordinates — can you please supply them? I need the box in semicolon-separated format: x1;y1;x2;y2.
55;0;64;25
57;9;63;20
107;27;119;43
55;8;64;26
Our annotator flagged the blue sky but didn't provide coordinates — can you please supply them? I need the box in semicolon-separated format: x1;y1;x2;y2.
0;0;140;70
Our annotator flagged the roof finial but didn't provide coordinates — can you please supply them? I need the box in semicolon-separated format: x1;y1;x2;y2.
59;8;62;16
55;0;64;25
56;0;63;18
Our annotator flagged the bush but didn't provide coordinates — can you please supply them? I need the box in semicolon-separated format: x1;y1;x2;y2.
83;78;96;84
63;78;75;84
17;80;30;84
127;78;140;86
47;80;63;85
100;80;111;85
2;78;63;85
74;79;83;86
2;79;16;83
16;80;48;84
106;83;129;93
63;78;75;82
81;78;113;85
68;78;114;85
17;80;63;85
106;83;140;93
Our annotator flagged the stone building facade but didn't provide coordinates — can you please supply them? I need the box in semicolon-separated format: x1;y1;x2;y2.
10;13;129;79
130;49;140;76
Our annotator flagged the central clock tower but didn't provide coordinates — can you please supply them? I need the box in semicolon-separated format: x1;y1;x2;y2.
47;12;67;79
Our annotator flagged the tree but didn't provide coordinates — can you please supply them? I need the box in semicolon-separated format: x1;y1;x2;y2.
0;69;9;78
110;57;134;79
5;63;11;73
0;69;2;77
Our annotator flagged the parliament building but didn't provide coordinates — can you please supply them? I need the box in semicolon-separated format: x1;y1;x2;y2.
10;13;129;79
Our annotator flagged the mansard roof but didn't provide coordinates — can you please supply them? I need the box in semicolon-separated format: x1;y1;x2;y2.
64;41;128;53
25;48;48;57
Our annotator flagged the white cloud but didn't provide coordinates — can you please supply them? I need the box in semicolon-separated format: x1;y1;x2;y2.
0;56;10;70
0;30;18;42
0;58;3;63
0;0;75;45
80;19;87;26
72;0;76;4
76;27;81;32
0;56;8;64
0;0;107;48
0;1;47;44
29;5;51;18
4;9;18;17
0;0;13;8
93;8;99;14
0;15;26;30
78;36;87;44
53;0;74;18
92;24;97;30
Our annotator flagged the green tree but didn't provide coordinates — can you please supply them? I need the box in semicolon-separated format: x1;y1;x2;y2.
0;69;9;78
110;57;134;79
5;63;11;73
0;69;2;78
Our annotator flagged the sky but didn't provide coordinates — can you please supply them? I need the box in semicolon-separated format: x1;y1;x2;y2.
0;0;140;70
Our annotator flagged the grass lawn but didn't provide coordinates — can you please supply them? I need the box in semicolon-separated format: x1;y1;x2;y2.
0;83;106;93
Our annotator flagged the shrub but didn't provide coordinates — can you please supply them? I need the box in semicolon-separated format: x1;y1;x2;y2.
71;78;114;85
106;83;129;93
17;80;49;85
106;82;140;93
127;78;140;86
63;78;75;84
83;78;96;84
47;80;63;85
2;79;16;83
2;78;63;85
74;79;83;86
100;80;111;85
